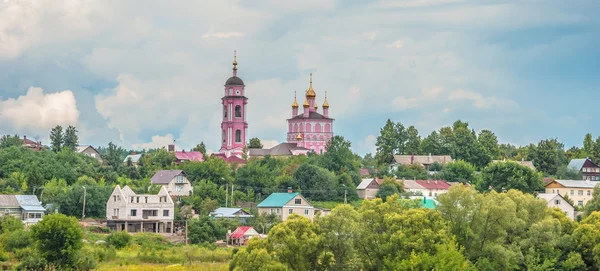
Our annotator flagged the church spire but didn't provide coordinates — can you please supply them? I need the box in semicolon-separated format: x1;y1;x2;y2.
232;50;238;76
306;73;316;98
292;91;299;108
322;91;329;108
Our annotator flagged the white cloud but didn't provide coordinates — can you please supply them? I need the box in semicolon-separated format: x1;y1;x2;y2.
0;87;79;132
392;96;419;110
448;89;518;109
260;139;279;149
359;134;377;155
386;40;404;49
132;134;176;150
201;27;244;39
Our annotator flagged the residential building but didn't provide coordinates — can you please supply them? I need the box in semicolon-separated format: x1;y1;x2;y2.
21;135;44;151
414;180;451;198
492;159;536;170
286;73;334;154
545;180;600;207
106;185;174;233
248;143;310;158
123;153;143;167
174;150;204;164
356;178;383;199
537;193;576;220
210;207;253;223
391;154;453;171
218;52;248;159
401;180;426;195
359;168;371;177
150;170;193;199
76;145;103;163
0;195;46;225
227;226;260;246
568;158;600;181
257;189;314;221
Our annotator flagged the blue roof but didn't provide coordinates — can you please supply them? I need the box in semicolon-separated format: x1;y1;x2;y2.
15;195;45;212
257;192;299;207
210;207;252;218
568;159;587;170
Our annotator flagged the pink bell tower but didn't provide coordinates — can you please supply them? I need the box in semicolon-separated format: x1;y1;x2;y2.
219;51;248;158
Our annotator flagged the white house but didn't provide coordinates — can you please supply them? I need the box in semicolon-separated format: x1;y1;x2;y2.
150;170;194;200
257;189;316;221
537;193;576;220
106;185;174;234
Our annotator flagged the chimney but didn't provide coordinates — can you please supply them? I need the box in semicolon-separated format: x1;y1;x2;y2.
287;187;293;193
23;135;26;141
168;144;175;152
182;149;185;153
132;151;136;155
411;153;415;164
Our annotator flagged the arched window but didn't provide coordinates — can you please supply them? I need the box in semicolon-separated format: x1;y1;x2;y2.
325;124;331;132
222;130;226;143
223;106;227;118
235;105;242;118
294;124;298;132
305;123;311;133
315;123;322;133
235;130;241;142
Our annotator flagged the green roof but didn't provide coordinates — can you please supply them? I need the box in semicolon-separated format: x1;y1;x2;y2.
257;192;299;207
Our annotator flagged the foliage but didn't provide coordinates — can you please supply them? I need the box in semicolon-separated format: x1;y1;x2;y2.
395;163;427;180
106;231;132;249
0;214;24;233
31;213;83;268
375;119;406;165
63;125;79;151
50;125;64;152
478;160;543;194
376;177;404;202
440;160;476;184
584;185;600;216
247;137;263;149
0;134;23;148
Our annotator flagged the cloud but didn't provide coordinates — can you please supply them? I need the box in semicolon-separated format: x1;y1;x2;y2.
392;96;419;110
358;134;377;155
201;27;244;39
260;139;279;149
132;134;176;150
448;89;518;109
0;87;79;133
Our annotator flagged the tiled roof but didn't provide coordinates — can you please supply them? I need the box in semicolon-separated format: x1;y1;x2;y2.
175;151;204;162
248;143;309;157
124;154;143;163
360;168;370;176
401;180;425;190
150;170;184;184
212;153;247;164
257;192;299;207
414;180;451;190
393;155;453;165
553;180;600;189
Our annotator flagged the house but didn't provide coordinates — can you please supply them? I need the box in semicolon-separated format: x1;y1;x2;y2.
227;226;260;246
21;135;44;151
76;145;103;163
359;168;371;177
150;170;193;199
414;180;451;198
568;158;600;181
248;143;310;158
356;178;383;199
123;153;143;167
174;150;204;164
257;189;314;221
211;153;247;166
210;207;254;223
106;185;174;234
314;207;331;216
492;159;536;170
401;179;426;195
391;154;453;171
0;195;46;225
545;180;600;207
537;193;576;220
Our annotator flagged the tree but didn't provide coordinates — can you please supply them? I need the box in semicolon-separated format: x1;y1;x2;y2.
534;139;561;175
438;127;455;156
193;142;207;156
478;129;499;160
440;160;476;184
376;177;404;201
395;163;428;180
0;134;22;148
316;205;361;271
498;143;518;159
31;213;83;268
187;216;222;244
584;185;600;216
105;142;122;172
49;125;64;152
478;161;543;194
293;164;337;201
555;164;583;180
405;126;421;155
248;137;263;149
584;133;594;157
375;119;406;165
268;215;324;271
592;136;600;165
320;135;359;174
63;125;79;151
421;131;442;155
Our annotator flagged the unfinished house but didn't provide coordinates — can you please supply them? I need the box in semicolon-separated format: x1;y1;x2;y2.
106;185;174;234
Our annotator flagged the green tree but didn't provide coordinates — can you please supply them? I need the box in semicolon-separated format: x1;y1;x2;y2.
31;213;83;268
584;185;600;216
395;163;428;180
375;119;406;165
248;137;263;149
0;216;23;234
106;231;131;249
376;177;404;201
498;143;518;159
63;125;79;151
193;142;207;156
230;238;288;271
293;164;337;201
440;160;476;184
319;135;359;175
0;134;22;148
592;136;600;165
584;133;594;157
438;127;455;155
478;129;499;160
187;216;220;244
316;204;360;271
105;142;122;171
49;125;64;152
421;131;442;155
404;125;421;155
534;139;561;175
478;161;543;194
268;215;324;271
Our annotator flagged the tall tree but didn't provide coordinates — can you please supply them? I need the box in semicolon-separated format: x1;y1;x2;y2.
375;119;403;165
320;135;359;174
477;161;543;194
478;129;500;160
247;137;263;149
0;134;22;148
404;126;421;155
591;136;600;164
534;139;560;175
63;125;79;151
438;127;454;155
421;131;442;155
583;133;594;157
106;142;122;171
49;125;64;152
440;160;476;184
498;143;518;159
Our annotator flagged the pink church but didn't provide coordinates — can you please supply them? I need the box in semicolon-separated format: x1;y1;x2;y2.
218;52;248;158
287;73;334;154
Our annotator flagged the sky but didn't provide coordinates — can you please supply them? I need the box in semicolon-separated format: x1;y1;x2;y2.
0;0;599;155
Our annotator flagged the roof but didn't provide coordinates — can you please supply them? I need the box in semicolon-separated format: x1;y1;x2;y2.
230;226;258;239
248;143;309;157
551;180;600;189
210;208;253;218
401;180;425;190
360;168;370;176
393;155;453;165
175;151;204;162
289;111;333;120
414;180;451;190
225;76;244;86
492;159;536;170
124;154;143;163
212;153;247;164
0;195;45;211
357;178;376;190
257;192;300;207
0;195;20;207
568;159;587;170
76;145;90;153
151;170;184;184
537;193;574;208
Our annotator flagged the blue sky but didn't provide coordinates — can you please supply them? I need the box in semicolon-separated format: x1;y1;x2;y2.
0;0;599;155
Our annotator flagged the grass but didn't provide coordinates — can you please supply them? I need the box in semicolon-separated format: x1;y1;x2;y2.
94;263;228;271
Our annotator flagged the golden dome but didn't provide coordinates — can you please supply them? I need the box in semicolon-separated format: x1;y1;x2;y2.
296;133;302;140
303;97;309;107
322;91;329;108
314;104;318;110
232;50;238;71
306;73;316;98
292;91;298;108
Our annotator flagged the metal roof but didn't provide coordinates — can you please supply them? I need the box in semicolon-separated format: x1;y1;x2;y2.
554;180;600;189
0;195;19;207
568;159;587;170
210;207;253;218
357;178;376;190
123;154;143;163
150;170;184;184
257;192;300;208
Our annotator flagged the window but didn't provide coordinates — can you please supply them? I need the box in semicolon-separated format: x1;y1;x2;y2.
113;196;117;202
554;200;561;205
288;209;293;214
176;185;184;192
295;199;301;204
270;208;274;214
552;189;555;194
142;210;158;218
91;153;96;158
571;190;574;196
113;209;119;217
579;190;584;196
304;209;309;215
588;190;592;196
163;210;169;217
28;213;42;219
223;106;227;118
235;130;241;142
276;209;280;214
131;209;137;216
137;197;140;203
578;201;584;206
131;197;134;203
176;175;184;183
222;130;226;144
145;197;148;203
235;105;242;118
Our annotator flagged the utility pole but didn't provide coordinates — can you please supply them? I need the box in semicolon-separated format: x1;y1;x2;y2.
82;186;87;219
185;218;188;245
231;184;234;207
225;184;228;208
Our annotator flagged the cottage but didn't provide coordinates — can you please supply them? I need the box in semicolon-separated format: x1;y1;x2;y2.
210;207;253;223
21;135;44;151
257;189;314;221
401;180;426;195
568;158;600;181
174;150;204;164
545;180;600;207
537;193;576;220
106;185;174;234
391;154;453;171
356;178;383;199
150;170;193;199
0;195;46;225
228;226;260;246
123;153;143;167
414;180;450;198
76;145;103;163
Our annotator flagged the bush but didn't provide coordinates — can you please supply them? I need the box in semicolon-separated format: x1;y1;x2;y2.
87;226;110;234
0;248;9;262
132;233;169;250
31;213;83;269
106;231;131;249
16;254;48;271
2;229;32;252
0;216;23;234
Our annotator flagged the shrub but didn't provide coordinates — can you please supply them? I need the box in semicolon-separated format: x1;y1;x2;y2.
31;213;83;269
106;231;131;249
0;216;23;234
2;229;32;252
16;254;48;271
87;226;110;234
132;233;169;250
0;248;9;262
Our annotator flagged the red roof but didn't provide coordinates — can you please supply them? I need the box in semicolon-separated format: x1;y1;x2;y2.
415;180;451;190
212;153;246;164
360;168;370;176
175;151;204;162
374;178;384;185
230;226;254;239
